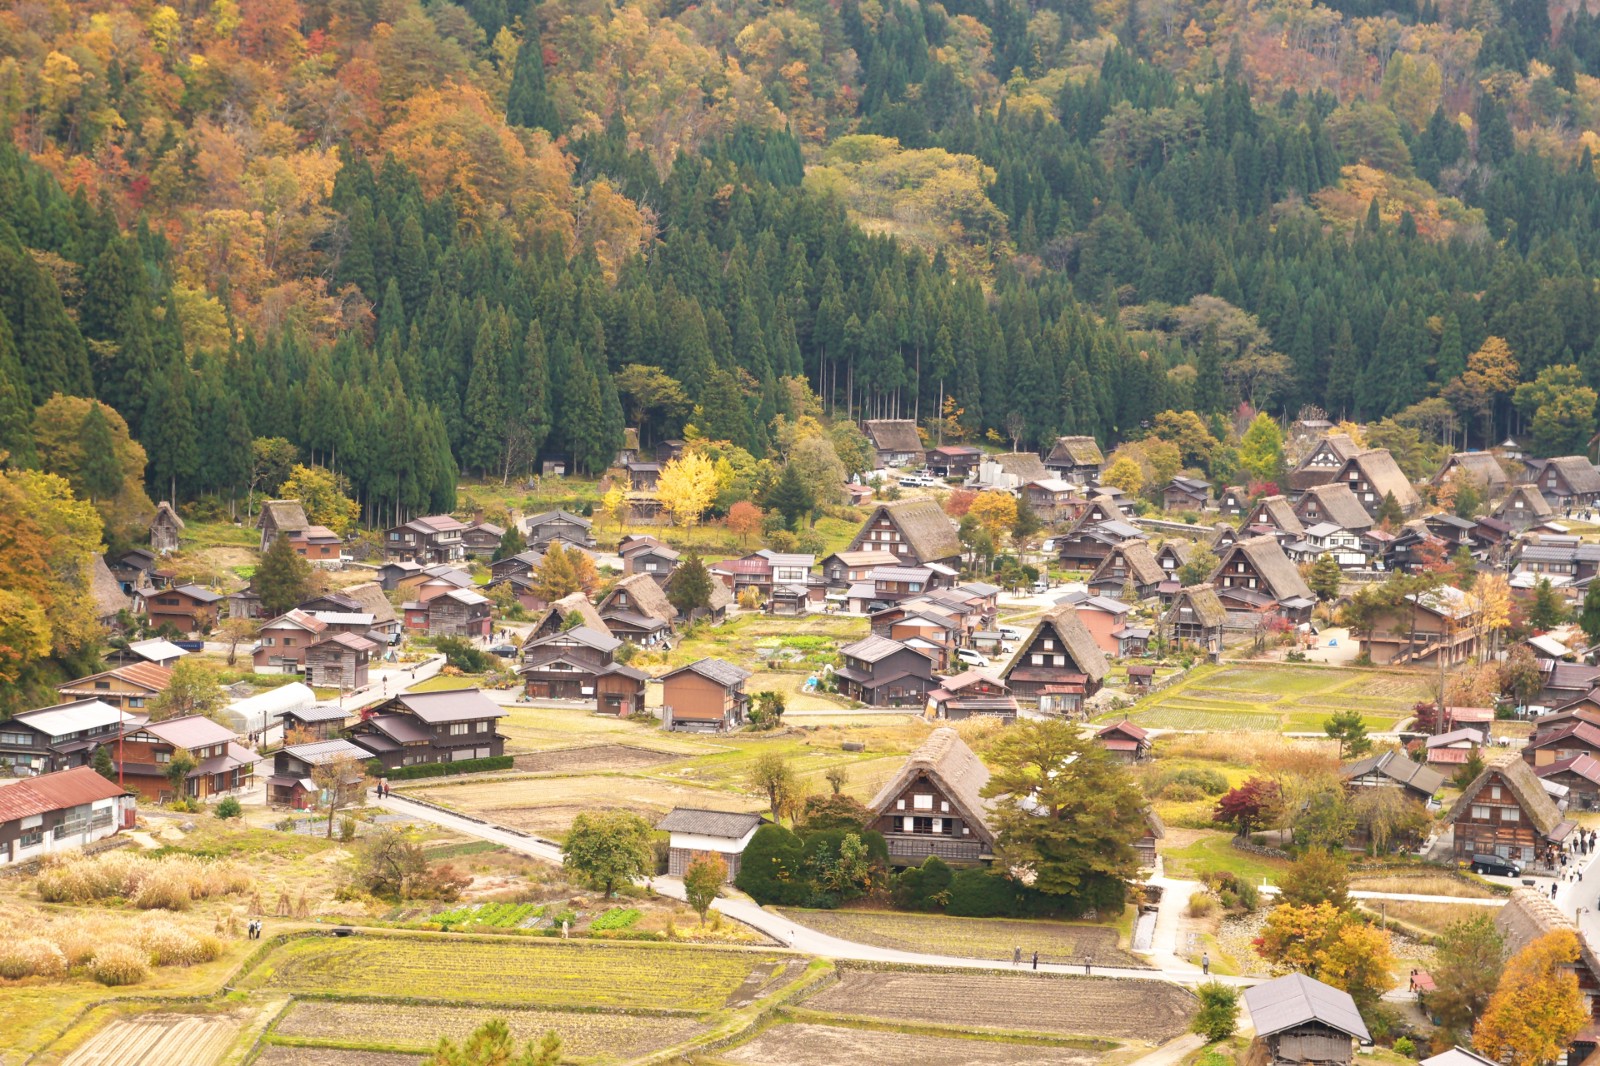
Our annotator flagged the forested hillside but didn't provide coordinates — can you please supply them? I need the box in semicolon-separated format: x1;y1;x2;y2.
5;0;1600;513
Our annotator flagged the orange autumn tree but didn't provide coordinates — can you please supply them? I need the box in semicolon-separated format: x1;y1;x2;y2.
1474;929;1588;1066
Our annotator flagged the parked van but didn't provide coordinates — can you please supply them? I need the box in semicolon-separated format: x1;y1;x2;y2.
955;649;989;668
1470;854;1521;878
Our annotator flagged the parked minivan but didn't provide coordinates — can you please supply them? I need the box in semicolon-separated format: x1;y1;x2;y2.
955;649;989;668
1470;854;1522;878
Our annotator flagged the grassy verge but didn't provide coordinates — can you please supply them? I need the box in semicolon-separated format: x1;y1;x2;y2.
1162;832;1290;885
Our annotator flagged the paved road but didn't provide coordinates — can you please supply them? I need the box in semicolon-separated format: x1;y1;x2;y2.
376;793;1253;987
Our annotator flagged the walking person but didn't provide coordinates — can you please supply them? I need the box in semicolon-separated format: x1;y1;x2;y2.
1031;951;1038;971
1202;952;1210;976
1085;955;1092;975
1013;946;1022;967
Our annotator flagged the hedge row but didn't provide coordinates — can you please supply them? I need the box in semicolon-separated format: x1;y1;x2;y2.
374;756;514;780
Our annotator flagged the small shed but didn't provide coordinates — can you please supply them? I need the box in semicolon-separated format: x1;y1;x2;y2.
149;501;185;555
657;808;765;880
1243;974;1370;1066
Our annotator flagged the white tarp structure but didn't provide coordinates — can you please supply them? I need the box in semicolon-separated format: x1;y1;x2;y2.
223;682;315;736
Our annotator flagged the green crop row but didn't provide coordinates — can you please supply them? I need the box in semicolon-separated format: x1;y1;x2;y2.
590;908;641;931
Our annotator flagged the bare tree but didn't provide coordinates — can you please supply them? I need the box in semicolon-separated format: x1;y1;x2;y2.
310;753;369;839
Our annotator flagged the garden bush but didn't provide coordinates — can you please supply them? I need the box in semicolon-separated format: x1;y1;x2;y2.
893;855;953;911
214;796;242;819
436;637;490;672
90;943;149;986
380;755;514;780
733;824;807;906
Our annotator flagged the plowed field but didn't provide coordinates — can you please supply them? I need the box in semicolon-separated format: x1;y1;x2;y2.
802;970;1194;1041
723;1023;1108;1066
62;1012;242;1066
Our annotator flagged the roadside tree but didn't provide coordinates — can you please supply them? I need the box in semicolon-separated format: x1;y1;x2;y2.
562;811;653;898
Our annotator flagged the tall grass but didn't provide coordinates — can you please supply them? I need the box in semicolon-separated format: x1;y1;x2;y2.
35;852;254;910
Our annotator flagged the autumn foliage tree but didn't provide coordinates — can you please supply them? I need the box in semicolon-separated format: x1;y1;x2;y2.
1214;777;1279;839
725;500;764;544
1475;929;1588;1065
657;452;719;529
531;543;599;601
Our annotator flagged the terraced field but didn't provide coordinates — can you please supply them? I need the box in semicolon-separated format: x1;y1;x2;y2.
1111;664;1432;733
406;773;766;835
272;1001;709;1060
242;935;784;1011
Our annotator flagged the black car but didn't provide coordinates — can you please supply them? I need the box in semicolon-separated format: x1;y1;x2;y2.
1471;854;1521;878
488;644;518;657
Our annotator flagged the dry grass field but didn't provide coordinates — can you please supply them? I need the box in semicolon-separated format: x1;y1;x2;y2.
255;1051;421;1066
407;773;767;836
60;1011;245;1066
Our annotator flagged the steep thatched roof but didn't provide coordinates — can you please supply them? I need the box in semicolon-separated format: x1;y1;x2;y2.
1212;535;1313;602
538;592;606;634
600;573;675;625
1445;753;1567;838
850;499;962;564
867;727;997;845
1166;583;1227;628
1244;495;1304;536
88;553;131;621
342;582;398;626
1534;456;1600;495
1000;604;1108;684
1344;449;1421;511
1495;887;1600;984
1495;483;1553;519
1296;483;1373;532
989;452;1049;482
1047;435;1104;467
259;500;309;532
1091;540;1164;588
151;500;185;530
1434;452;1509;494
863;419;924;454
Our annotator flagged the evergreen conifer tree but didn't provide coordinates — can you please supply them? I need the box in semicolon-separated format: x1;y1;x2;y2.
505;1;560;135
77;403;122;502
256;532;314;616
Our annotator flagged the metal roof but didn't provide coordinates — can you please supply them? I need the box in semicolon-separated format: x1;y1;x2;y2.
126;638;188;663
144;715;237;748
282;739;372;764
656;807;764;837
1243;973;1370;1041
392;690;505;724
662;658;752;687
280;703;349;724
13;700;132;738
0;767;128;823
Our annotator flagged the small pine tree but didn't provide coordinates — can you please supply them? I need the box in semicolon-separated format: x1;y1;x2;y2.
92;745;116;781
492;524;527;563
666;552;713;618
1308;554;1343;601
1531;577;1568;631
1374;490;1405;527
255;532;314;616
504;1;560;135
762;464;815;530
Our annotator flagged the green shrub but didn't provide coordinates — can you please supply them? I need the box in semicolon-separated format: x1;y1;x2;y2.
1393;1037;1416;1058
893;855;953;911
734;824;807;905
214;797;242;819
339;816;357;842
1191;981;1238;1041
382;756;514;780
435;636;490;672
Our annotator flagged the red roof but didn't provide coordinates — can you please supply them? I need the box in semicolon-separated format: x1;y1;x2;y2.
1098;720;1149;742
1409;972;1436;992
1444;706;1494;723
1099;739;1140;751
1536;753;1600;786
0;767;128;823
1427;748;1472;764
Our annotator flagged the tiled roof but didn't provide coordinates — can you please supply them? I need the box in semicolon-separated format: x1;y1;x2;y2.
657;807;764;837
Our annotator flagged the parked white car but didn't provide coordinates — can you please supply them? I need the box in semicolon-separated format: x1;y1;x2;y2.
898;472;936;488
955;649;989;668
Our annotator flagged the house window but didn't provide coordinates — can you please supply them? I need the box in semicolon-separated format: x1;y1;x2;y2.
95;681;110;690
449;723;469;736
1502;807;1519;822
1031;654;1043;665
913;794;934;810
911;817;934;834
476;721;489;733
0;731;32;746
1471;805;1489;819
895;799;905;810
1490;785;1501;800
155;751;171;763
